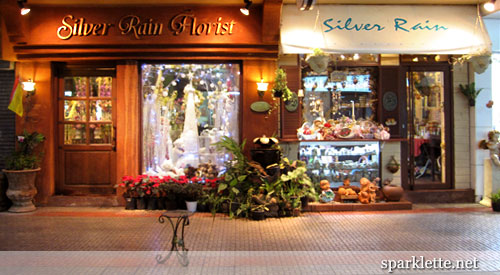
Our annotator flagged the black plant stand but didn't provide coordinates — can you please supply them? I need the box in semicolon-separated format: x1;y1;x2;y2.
156;210;194;266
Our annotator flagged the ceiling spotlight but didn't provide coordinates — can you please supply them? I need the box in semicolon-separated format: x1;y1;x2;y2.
240;0;252;16
297;0;317;11
17;0;30;15
484;0;496;12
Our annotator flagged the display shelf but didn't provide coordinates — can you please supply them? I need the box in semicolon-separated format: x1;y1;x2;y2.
299;140;380;188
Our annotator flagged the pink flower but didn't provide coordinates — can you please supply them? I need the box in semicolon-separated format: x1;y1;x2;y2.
17;136;25;142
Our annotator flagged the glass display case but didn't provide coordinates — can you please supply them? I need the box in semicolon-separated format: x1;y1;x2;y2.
299;141;380;188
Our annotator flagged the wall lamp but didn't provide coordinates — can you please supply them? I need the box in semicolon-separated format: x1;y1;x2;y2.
256;79;269;97
22;79;36;94
484;0;496;12
240;0;252;16
17;0;30;15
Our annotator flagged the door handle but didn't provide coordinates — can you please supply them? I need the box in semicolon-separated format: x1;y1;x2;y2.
112;125;117;152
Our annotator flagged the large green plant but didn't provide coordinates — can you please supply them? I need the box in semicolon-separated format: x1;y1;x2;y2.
5;130;45;170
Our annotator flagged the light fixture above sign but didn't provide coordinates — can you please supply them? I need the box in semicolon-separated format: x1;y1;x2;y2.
296;0;316;11
17;0;30;15
240;0;252;16
256;79;269;97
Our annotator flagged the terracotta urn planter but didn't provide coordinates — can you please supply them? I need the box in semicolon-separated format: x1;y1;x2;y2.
382;184;404;202
2;168;40;213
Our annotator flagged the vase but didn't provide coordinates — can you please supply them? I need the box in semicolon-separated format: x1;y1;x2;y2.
2;168;40;213
386;156;400;174
382;184;404;202
186;201;197;212
125;197;136;210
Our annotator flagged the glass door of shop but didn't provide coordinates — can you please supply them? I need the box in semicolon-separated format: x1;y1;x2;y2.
56;67;116;195
405;66;452;189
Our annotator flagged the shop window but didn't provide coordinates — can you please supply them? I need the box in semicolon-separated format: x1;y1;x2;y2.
299;67;379;140
62;76;113;145
141;63;240;174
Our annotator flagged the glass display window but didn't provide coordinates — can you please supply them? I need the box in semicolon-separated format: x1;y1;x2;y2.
302;67;377;124
141;63;241;175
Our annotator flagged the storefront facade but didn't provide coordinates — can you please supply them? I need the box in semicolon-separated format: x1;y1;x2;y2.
278;4;491;201
0;0;283;203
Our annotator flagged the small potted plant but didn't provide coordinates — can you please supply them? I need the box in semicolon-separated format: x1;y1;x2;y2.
250;204;268;221
459;82;482;107
182;183;203;212
2;130;45;213
491;189;500;212
271;68;293;101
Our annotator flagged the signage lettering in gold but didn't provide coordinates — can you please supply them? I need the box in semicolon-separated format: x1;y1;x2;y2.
57;15;113;40
118;15;163;39
170;13;236;36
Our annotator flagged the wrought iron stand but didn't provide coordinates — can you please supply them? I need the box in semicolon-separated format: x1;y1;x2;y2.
156;210;194;266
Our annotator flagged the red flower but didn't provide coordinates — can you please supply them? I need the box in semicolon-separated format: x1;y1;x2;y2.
324;123;332;128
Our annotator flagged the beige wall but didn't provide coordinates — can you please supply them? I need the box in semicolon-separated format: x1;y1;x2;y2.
453;63;473;190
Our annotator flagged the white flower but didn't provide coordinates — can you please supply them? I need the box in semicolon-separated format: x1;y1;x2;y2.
17;136;25;142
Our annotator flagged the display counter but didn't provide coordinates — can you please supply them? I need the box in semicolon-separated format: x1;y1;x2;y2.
299;140;380;188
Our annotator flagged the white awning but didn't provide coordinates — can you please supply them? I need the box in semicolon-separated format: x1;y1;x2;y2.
281;5;491;55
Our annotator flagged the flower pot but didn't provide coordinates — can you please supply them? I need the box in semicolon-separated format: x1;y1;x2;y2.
2;168;40;213
186;201;197;212
157;197;166;210
125;197;136;210
292;208;301;217
382;184;404;202
306;55;330;74
273;89;283;98
230;202;240;215
300;196;309;209
492;201;500;212
386;156;400;174
250;210;266;220
136;197;147;210
147;197;158;210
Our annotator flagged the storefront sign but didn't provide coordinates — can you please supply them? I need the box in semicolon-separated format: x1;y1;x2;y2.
281;5;491;54
56;13;236;40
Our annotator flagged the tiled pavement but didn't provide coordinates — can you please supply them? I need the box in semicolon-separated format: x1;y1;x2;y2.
1;204;500;274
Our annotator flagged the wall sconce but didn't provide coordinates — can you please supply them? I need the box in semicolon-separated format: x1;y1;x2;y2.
22;79;36;94
256;79;268;98
240;0;252;16
17;0;30;15
484;0;496;12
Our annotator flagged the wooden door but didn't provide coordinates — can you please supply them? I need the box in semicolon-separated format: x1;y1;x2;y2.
56;67;116;195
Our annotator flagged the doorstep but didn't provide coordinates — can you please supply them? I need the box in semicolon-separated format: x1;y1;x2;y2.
43;195;121;207
403;189;475;203
303;200;413;212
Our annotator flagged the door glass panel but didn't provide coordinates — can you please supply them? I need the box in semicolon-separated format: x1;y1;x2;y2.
64;124;86;144
89;123;112;144
90;100;112;121
409;71;445;184
90;76;112;97
64;100;87;121
64;77;87;97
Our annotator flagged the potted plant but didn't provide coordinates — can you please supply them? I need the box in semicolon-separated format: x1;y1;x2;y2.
119;176;137;210
459;82;482;107
250;204;268;221
491;189;500;212
306;48;330;74
182;183;203;212
271;68;293;101
2;130;45;213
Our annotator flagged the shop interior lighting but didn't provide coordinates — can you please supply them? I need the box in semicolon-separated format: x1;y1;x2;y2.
297;89;304;98
256;79;268;97
353;53;360;60
240;0;252;16
484;0;496;12
17;0;30;15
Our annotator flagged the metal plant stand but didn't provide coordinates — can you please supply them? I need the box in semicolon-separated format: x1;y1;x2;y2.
156;210;194;266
